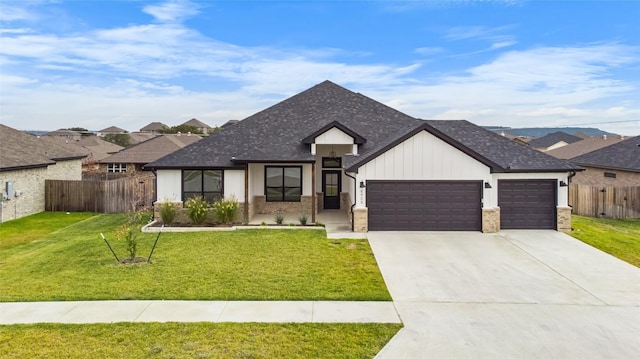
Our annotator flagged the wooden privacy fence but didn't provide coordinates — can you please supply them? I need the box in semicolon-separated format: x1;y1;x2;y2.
569;184;640;219
45;175;155;213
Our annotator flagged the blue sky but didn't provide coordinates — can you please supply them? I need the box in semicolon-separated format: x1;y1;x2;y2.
1;0;639;135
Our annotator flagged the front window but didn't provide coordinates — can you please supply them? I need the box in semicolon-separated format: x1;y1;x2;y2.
322;157;341;168
183;170;223;203
265;166;302;202
107;163;127;173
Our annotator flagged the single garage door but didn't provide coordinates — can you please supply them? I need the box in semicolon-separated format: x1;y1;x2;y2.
498;179;556;229
367;180;482;231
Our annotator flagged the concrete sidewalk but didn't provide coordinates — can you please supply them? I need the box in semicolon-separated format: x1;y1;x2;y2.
0;300;400;325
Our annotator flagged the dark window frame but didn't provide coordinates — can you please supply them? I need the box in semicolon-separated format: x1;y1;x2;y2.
182;169;224;203
265;166;303;202
322;157;342;168
604;172;617;179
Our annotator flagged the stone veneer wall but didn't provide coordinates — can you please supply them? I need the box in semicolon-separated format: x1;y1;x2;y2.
556;206;572;232
482;208;500;233
253;195;314;217
353;208;368;232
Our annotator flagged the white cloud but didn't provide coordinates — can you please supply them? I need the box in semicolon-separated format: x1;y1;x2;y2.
142;0;201;23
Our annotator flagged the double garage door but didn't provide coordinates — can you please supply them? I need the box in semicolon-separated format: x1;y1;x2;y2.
367;179;557;231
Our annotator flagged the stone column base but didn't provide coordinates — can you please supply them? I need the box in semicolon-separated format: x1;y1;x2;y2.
353;207;368;232
482;207;500;233
557;206;572;232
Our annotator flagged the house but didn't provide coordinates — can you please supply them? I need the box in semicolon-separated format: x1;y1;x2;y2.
498;131;531;146
220;119;240;129
145;81;581;232
46;129;83;141
181;118;214;134
101;134;202;176
0;124;87;222
140;122;169;133
72;136;124;177
528;131;583;152
97;126;127;137
546;135;627;160
569;136;640;187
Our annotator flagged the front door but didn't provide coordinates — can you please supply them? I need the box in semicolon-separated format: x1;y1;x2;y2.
322;170;341;209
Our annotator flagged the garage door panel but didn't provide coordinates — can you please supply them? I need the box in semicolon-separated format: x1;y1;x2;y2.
498;180;556;229
367;180;482;231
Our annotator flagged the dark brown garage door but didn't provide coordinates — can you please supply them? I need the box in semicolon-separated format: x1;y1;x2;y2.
367;181;482;231
498;180;556;229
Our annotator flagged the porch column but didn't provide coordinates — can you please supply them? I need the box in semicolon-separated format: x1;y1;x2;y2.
244;163;249;223
311;162;316;223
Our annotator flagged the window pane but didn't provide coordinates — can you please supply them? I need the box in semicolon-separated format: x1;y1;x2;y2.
203;170;222;192
323;158;341;168
283;187;301;202
266;187;283;201
283;167;301;187
266;167;283;187
204;192;222;203
183;171;202;192
184;192;201;201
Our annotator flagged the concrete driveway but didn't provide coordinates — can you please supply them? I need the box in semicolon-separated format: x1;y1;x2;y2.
368;230;640;358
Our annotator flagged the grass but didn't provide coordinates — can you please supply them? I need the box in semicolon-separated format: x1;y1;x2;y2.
0;211;96;249
0;322;402;358
0;212;391;301
570;215;640;267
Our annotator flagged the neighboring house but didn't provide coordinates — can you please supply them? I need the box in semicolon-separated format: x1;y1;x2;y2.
569;136;640;187
46;129;83;141
498;131;530;146
546;135;627;160
128;132;157;145
140;122;169;133
0;124;87;222
528;131;583;152
220;119;239;129
73;136;124;176
97;126;127;137
181;118;214;134
101;134;202;176
146;81;580;232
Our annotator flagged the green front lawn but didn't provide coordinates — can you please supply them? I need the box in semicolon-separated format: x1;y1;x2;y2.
570;215;640;267
0;322;402;358
0;212;391;301
0;211;96;249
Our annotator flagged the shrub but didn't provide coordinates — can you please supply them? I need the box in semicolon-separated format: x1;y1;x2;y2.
115;211;145;259
274;213;284;225
299;214;308;226
214;196;239;225
185;196;209;225
159;201;177;225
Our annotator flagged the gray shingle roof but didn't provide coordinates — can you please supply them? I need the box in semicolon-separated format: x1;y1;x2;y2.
146;81;581;173
140;122;168;132
528;131;583;148
570;135;640;172
182;118;211;129
546;135;627;159
0;124;87;171
102;134;201;164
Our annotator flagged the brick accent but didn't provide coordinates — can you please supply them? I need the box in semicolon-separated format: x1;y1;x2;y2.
252;195;314;217
571;166;640;187
482;207;500;233
557;206;572;232
353;207;368;232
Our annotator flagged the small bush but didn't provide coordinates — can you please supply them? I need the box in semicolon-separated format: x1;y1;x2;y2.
115;211;145;260
299;214;308;226
289;222;296;226
159;201;177;225
185;196;209;225
260;221;267;226
213;196;239;225
274;213;284;225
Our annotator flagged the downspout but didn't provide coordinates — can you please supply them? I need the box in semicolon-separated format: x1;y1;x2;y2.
344;171;357;232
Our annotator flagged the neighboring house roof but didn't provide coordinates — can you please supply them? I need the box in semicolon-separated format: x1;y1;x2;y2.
145;81;580;174
140;122;168;132
220;120;239;129
98;126;126;133
182;118;211;129
528;131;583;148
46;129;82;138
128;132;157;145
101;134;202;165
546;135;627;160
570;136;640;172
0;124;88;171
75;136;124;162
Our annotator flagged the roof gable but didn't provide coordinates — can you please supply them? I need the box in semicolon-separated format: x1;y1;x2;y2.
528;131;583;148
182;118;211;128
301;121;366;145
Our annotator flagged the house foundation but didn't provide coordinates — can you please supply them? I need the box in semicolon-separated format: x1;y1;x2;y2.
353;207;368;232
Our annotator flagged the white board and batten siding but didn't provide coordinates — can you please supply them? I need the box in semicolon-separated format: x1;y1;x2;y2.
224;170;245;201
314;127;355;145
354;130;492;208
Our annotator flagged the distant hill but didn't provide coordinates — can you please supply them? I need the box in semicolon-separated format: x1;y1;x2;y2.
483;127;614;137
